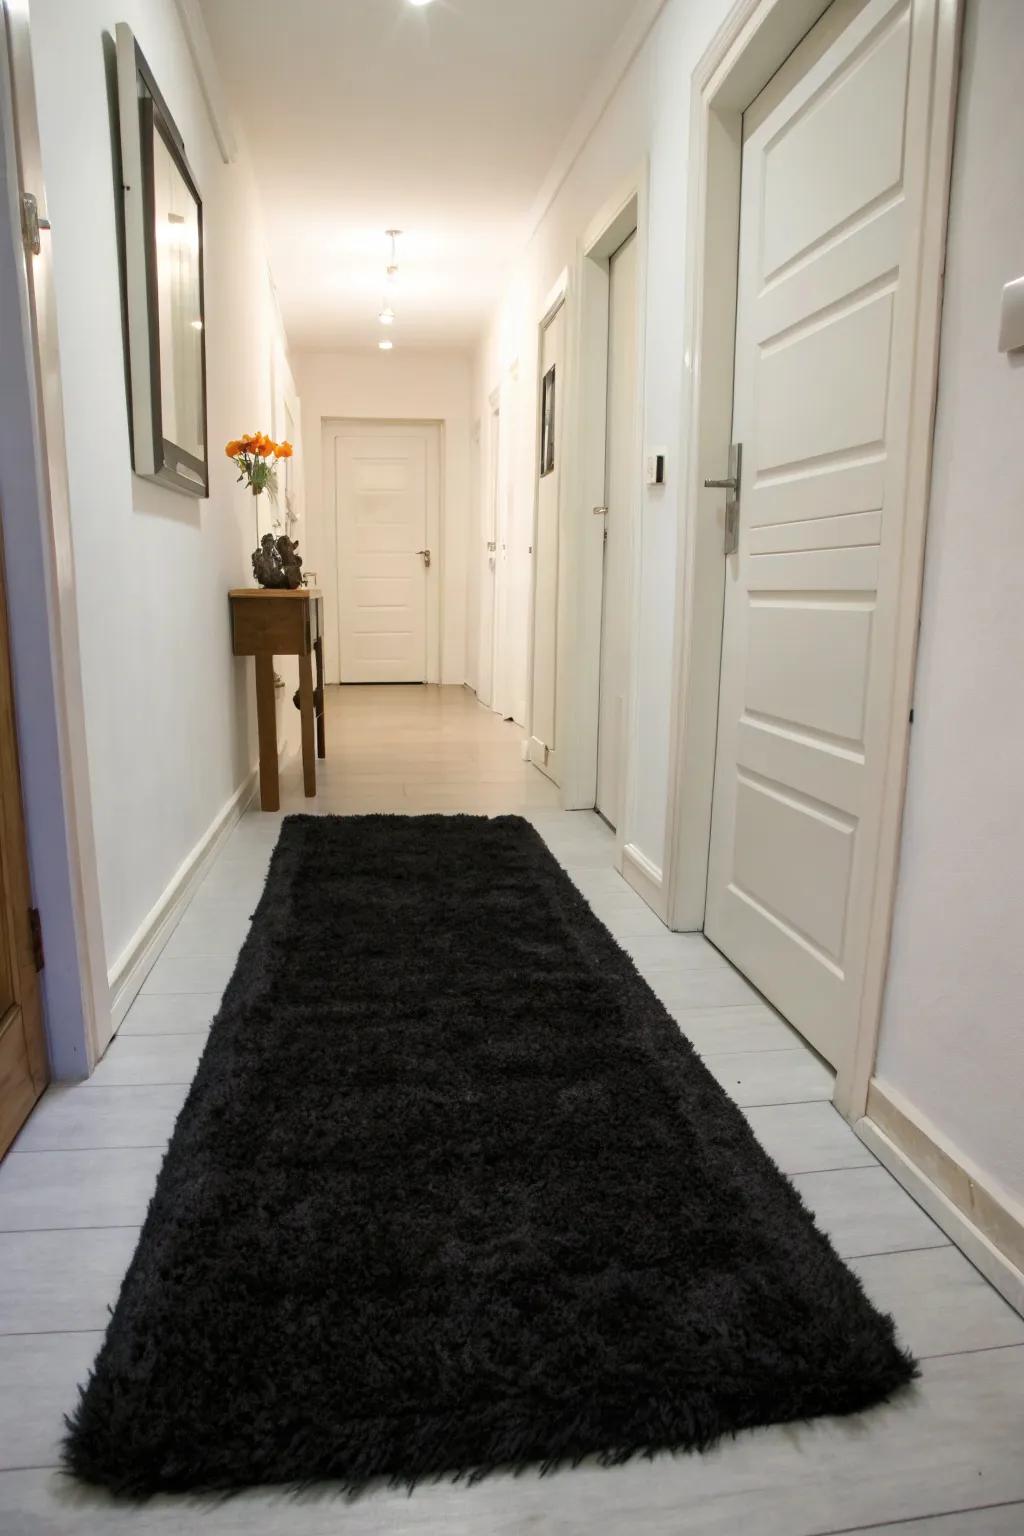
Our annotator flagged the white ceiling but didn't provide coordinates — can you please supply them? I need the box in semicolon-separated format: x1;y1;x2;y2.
197;0;641;353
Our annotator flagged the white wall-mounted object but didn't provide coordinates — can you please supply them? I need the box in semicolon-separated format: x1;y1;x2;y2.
644;448;666;486
997;274;1024;352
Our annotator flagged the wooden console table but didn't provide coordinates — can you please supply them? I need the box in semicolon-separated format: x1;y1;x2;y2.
229;588;325;811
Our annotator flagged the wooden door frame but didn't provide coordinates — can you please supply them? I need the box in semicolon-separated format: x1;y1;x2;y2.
0;2;109;1077
323;417;443;685
660;0;963;1120
557;169;648;842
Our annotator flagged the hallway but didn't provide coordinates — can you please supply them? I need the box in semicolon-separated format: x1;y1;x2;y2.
1;688;1023;1533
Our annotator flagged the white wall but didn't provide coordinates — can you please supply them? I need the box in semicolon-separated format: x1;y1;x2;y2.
295;348;473;686
471;0;730;876
29;0;290;983
875;0;1024;1202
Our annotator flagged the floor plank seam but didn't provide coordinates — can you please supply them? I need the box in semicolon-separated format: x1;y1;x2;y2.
814;1495;1024;1534
0;1223;142;1236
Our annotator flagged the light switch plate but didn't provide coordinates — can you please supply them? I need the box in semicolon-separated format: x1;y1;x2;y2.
645;448;667;486
998;275;1024;353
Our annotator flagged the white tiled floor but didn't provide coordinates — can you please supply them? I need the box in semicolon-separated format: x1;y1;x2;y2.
1;685;1022;1535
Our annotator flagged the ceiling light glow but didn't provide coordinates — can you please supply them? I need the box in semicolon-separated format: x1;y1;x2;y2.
379;339;394;350
408;0;436;7
378;306;395;325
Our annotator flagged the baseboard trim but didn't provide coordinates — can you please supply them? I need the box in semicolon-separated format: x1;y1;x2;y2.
856;1081;1024;1318
106;767;259;1032
622;842;666;917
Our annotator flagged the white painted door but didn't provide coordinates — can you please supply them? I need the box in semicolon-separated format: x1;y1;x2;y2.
529;300;566;777
333;423;439;684
596;230;638;829
706;0;932;1071
476;400;500;707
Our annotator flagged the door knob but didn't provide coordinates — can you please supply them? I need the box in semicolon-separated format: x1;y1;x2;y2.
416;548;431;568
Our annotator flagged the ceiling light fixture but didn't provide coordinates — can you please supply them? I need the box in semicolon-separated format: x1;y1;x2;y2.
378;305;395;326
379;339;394;351
408;0;436;8
385;228;401;284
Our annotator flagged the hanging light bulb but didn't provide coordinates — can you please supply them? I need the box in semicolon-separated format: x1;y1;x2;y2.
378;305;395;326
379;339;394;351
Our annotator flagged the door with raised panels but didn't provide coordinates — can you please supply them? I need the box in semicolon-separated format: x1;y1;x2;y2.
706;0;931;1070
332;423;439;684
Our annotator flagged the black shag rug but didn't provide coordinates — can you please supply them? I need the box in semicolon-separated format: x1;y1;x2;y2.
66;814;914;1497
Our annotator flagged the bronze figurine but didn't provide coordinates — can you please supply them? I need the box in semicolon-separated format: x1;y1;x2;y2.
252;533;304;590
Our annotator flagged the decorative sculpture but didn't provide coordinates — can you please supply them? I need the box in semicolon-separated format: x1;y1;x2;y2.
251;533;304;590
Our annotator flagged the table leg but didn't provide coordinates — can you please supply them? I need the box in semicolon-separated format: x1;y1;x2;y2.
314;636;326;759
254;654;280;812
299;652;316;798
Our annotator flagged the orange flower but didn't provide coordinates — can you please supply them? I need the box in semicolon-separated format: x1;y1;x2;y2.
225;439;242;458
274;440;294;459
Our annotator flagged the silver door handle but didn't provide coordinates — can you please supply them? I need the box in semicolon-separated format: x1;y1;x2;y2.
703;443;742;555
593;505;609;515
416;548;431;568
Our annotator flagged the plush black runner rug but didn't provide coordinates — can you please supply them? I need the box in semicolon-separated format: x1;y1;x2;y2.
66;814;914;1496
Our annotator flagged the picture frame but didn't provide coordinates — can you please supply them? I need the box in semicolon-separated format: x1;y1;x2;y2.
116;23;209;497
540;364;556;477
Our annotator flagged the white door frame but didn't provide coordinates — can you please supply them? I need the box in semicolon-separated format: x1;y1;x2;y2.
557;170;648;833
489;359;520;720
0;1;109;1076
476;387;501;708
526;269;569;778
660;0;963;1119
323;417;443;685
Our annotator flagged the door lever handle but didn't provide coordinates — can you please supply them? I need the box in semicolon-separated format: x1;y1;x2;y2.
703;443;742;555
416;549;431;568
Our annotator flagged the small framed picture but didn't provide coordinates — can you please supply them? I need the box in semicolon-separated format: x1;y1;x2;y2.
540;365;556;477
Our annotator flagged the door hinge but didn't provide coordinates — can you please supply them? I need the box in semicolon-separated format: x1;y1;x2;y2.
20;193;50;257
29;907;45;972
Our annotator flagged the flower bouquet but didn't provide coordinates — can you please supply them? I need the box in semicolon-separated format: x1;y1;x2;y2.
226;433;294;573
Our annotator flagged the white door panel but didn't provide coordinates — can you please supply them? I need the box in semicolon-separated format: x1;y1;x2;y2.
596;230;638;830
706;0;930;1071
333;425;438;684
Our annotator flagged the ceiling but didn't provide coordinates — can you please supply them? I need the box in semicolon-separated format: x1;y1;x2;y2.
198;0;641;353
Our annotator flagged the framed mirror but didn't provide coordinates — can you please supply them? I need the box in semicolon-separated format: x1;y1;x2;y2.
116;23;208;497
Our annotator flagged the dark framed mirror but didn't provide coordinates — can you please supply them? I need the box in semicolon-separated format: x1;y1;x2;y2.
116;23;208;497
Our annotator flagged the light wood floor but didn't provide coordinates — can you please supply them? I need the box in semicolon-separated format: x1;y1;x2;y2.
2;686;1022;1534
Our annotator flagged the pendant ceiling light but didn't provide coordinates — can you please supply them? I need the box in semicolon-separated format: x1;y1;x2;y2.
385;228;401;285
